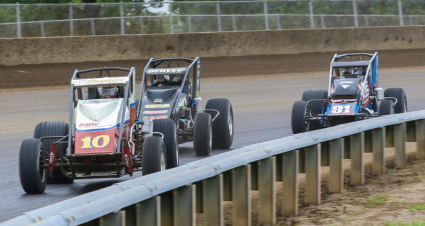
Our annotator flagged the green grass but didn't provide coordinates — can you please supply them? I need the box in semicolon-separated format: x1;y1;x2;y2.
406;204;425;210
366;195;389;207
384;219;425;226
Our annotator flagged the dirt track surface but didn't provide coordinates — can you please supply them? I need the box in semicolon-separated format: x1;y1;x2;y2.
2;49;425;89
1;66;425;222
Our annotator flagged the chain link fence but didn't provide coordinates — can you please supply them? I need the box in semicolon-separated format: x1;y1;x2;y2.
1;0;425;38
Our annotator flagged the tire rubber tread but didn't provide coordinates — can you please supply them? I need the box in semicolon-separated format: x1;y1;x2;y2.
205;98;234;149
291;100;308;134
142;136;166;175
384;88;407;114
153;119;179;168
33;121;73;183
301;89;328;131
193;113;212;156
378;100;393;116
19;138;47;194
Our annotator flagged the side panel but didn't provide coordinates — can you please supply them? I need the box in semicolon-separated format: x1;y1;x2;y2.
75;128;118;154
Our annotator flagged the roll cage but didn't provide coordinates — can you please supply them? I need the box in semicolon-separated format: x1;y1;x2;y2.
68;67;136;156
137;57;201;119
328;52;378;100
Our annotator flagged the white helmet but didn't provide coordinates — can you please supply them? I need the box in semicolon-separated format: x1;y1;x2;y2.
97;86;118;98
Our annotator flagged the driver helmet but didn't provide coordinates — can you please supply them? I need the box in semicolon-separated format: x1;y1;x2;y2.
97;86;118;98
343;67;362;75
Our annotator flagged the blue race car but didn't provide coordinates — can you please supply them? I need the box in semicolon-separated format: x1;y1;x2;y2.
291;52;407;134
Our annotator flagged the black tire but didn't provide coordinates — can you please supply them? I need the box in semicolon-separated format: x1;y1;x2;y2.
378;100;394;116
291;100;307;134
384;88;407;114
301;89;327;131
33;121;73;184
193;113;212;156
142;136;167;175
205;98;234;149
153;119;179;168
19;138;48;194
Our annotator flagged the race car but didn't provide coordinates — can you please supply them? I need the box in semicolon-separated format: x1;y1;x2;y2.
19;68;168;194
137;57;234;165
291;52;407;134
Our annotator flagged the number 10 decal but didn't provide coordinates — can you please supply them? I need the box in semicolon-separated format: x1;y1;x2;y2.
81;135;111;149
331;105;352;114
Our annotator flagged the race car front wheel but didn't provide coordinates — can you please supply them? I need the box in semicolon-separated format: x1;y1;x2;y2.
142;136;167;175
384;88;407;114
19;138;47;194
291;100;308;134
153;119;179;169
302;89;327;130
378;100;394;116
205;98;234;149
194;113;212;156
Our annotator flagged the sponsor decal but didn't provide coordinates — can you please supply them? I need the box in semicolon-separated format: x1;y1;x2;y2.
72;77;128;86
81;135;111;149
339;81;354;84
330;104;353;114
143;110;168;114
154;98;163;103
145;104;170;108
149;115;168;120
341;85;350;89
79;122;100;127
147;68;186;74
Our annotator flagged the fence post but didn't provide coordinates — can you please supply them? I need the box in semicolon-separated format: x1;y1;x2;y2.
352;0;358;27
263;1;269;30
232;14;237;31
232;165;251;226
364;15;369;27
16;2;21;38
350;132;364;186
69;4;73;36
216;1;222;32
417;119;425;160
398;0;404;26
40;22;45;37
394;123;407;169
169;11;174;34
136;197;161;226
188;16;192;32
320;14;326;28
282;150;299;216
309;1;314;28
258;157;276;225
372;127;386;174
305;144;321;205
90;19;96;35
203;175;223;226
139;17;144;34
173;185;196;226
99;211;126;226
120;3;125;35
329;138;344;193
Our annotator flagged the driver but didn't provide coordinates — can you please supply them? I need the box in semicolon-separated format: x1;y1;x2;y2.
97;86;118;98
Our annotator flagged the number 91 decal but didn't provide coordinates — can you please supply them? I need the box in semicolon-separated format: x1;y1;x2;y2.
81;135;111;149
331;105;352;114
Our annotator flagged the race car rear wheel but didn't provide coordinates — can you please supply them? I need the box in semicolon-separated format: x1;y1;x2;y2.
384;88;407;114
153;119;179;168
378;100;394;116
19;138;48;194
34;121;73;184
302;89;327;131
194;113;212;156
291;100;308;134
205;98;234;149
142;136;167;175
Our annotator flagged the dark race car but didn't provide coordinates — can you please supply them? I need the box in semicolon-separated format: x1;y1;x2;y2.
291;52;407;134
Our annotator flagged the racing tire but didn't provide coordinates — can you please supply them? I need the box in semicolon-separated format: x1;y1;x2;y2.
378;100;394;116
291;100;308;134
19;138;48;194
142;136;167;175
153;119;179;169
34;121;73;184
384;88;407;114
193;113;212;156
205;98;234;149
301;89;328;131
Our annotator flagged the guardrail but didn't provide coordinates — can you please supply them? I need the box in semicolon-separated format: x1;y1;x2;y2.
2;111;425;226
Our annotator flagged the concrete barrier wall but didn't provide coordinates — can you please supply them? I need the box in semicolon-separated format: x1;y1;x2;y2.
1;26;425;66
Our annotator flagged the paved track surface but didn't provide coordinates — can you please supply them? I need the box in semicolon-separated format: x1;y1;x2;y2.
1;67;425;222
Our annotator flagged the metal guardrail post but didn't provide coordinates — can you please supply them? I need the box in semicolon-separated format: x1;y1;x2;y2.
416;119;425;160
372;127;386;174
161;192;173;226
69;4;73;36
309;1;314;29
195;182;203;213
216;1;222;32
364;130;372;153
258;157;276;225
321;141;330;166
223;171;232;201
352;1;358;27
250;161;258;190
386;125;395;147
173;185;196;226
264;1;269;30
394;123;407;168
232;165;251;225
282;150;299;216
276;154;283;181
99;210;125;226
305;144;321;205
120;3;125;35
344;136;351;159
203;174;223;226
329;138;344;193
350;132;364;186
398;0;404;26
299;149;306;173
16;2;21;38
407;121;416;142
136;197;161;226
